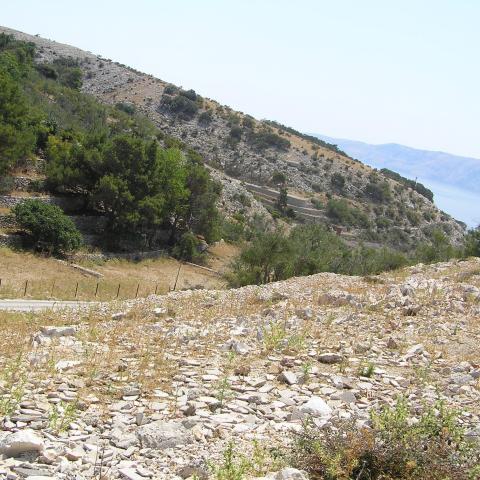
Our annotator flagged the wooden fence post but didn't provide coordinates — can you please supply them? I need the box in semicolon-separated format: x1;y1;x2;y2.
154;283;158;295
173;263;182;291
116;283;121;299
135;283;140;298
24;280;28;297
51;280;56;297
95;282;99;298
74;282;79;299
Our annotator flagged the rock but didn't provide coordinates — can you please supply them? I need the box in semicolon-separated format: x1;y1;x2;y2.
221;339;250;355
0;429;45;457
136;421;193;450
300;397;332;418
354;342;370;354
274;468;309;479
153;307;167;317
40;325;76;337
278;371;298;385
119;468;144;480
55;360;81;371
406;344;424;356
387;337;399;349
112;311;128;320
177;465;209;479
318;353;343;364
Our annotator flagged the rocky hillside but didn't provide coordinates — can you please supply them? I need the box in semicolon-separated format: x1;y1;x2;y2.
0;26;466;249
0;258;479;478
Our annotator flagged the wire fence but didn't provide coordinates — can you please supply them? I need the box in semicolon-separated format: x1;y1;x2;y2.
0;276;172;301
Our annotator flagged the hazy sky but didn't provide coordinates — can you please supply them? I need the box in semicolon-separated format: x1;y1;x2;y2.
3;0;479;158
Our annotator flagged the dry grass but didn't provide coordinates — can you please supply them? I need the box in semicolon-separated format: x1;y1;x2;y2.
0;244;237;300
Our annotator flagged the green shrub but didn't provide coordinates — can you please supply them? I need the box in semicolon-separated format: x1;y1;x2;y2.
115;102;136;115
364;181;392;203
160;93;199;119
415;229;457;263
248;129;290;151
13;199;82;254
163;84;178;95
290;397;480;480
172;231;201;261
198;109;213;125
464;228;480;257
0;176;14;194
331;172;346;190
326;199;370;228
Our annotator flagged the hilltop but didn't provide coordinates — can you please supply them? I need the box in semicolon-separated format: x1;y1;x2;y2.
0;26;466;251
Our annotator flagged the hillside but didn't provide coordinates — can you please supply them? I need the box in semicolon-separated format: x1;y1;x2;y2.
0;258;479;478
0;26;466;251
315;135;480;193
315;134;480;227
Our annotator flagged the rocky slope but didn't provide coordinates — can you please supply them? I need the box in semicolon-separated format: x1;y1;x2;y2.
0;26;466;248
0;258;479;478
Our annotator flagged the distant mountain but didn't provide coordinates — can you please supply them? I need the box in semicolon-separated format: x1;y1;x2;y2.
315;135;480;193
313;135;480;227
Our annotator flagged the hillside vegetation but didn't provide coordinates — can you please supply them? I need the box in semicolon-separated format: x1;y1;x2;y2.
0;26;467;253
0;32;220;252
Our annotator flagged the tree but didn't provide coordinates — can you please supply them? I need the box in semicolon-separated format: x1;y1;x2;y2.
13;199;82;254
465;228;480;257
0;68;36;174
277;185;288;214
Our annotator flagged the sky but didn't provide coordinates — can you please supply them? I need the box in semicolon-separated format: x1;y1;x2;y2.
2;0;480;158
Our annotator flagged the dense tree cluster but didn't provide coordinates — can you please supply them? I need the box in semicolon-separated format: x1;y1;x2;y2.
0;34;221;252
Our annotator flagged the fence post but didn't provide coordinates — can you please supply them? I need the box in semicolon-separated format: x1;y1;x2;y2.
173;263;182;291
116;283;121;299
51;280;56;297
74;282;79;299
154;283;158;295
95;282;99;298
24;280;28;297
135;283;140;298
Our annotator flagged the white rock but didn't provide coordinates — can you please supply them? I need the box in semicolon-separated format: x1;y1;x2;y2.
300;397;332;418
40;325;76;337
274;467;309;479
136;421;193;450
0;429;45;456
278;371;297;385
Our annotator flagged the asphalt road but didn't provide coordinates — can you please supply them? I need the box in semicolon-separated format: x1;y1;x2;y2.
0;299;95;312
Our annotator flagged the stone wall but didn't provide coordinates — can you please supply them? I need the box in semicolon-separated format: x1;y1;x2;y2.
67;250;167;263
0;234;22;248
0;214;16;229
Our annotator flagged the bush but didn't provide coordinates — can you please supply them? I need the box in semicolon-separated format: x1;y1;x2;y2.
228;225;410;287
415;229;457;263
331;172;346;190
115;102;136;115
326;199;370;228
163;84;178;95
198;109;213;125
290;397;480;480
0;176;14;194
160;93;199;119
248;129;290;152
464;228;480;257
364;181;392;203
13;199;82;254
172;231;201;261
